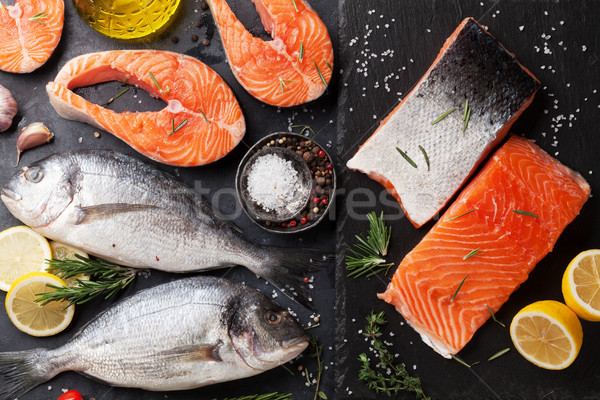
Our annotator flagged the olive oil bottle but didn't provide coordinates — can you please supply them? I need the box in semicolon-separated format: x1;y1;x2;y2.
72;0;181;40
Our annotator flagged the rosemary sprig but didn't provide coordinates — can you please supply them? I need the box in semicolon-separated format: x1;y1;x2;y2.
100;87;130;107
451;354;471;368
345;212;393;279
448;209;478;221
325;60;332;70
1;4;8;12
486;305;506;327
313;59;328;87
431;107;456;125
169;118;188;137
462;99;469;120
38;255;137;307
488;348;510;361
418;145;430;171
463;248;480;260
297;41;305;64
29;11;48;24
149;71;170;96
292;0;298;11
279;77;294;93
306;336;326;400
451;274;469;301
198;108;210;124
512;210;538;218
462;99;471;133
214;393;292;400
358;311;429;399
291;124;316;136
396;147;417;168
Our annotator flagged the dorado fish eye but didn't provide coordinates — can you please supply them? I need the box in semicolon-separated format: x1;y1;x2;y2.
265;310;282;325
25;167;44;183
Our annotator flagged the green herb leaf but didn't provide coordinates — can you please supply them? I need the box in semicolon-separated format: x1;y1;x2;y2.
396;147;418;168
292;0;298;11
149;71;170;96
463;248;480;260
28;11;48;24
451;354;471;368
451;274;469;302
279;77;294;94
313;59;328;87
214;393;293;400
325;60;333;70
462;99;472;133
431;107;456;125
488;348;510;361
463;99;469;120
486;305;506;327
448;209;478;221
318;391;327;399
297;41;305;64
169;118;188;137
418;145;430;171
291;124;316;136
345;212;393;279
38;256;137;307
100;87;130;107
198;108;210;124
512;210;538;218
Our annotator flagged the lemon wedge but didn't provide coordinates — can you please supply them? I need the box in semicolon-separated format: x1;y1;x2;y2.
510;300;582;370
562;249;600;321
0;226;52;291
5;272;74;337
49;241;90;286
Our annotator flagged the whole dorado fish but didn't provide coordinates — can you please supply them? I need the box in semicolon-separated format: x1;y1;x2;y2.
0;276;309;399
0;150;325;307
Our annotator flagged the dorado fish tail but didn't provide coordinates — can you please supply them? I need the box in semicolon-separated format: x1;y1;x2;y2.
0;348;56;400
260;247;333;311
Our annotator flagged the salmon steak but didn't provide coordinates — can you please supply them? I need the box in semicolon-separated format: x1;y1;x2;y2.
0;0;64;73
206;0;333;107
378;136;590;357
346;18;540;228
46;50;245;167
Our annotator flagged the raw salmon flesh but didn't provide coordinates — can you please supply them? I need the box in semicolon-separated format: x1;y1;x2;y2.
206;0;333;107
46;50;245;167
347;18;540;228
378;136;590;357
0;0;64;73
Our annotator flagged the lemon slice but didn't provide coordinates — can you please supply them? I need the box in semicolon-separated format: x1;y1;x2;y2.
5;272;74;337
510;300;582;370
562;249;600;321
49;241;90;286
0;226;52;291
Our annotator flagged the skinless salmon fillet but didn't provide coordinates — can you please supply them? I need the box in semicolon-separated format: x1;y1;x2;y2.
378;136;591;357
206;0;333;107
46;50;245;167
0;0;64;73
347;18;541;228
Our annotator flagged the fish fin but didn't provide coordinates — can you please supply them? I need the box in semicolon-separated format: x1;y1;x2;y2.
74;203;160;224
261;247;334;311
158;343;222;363
0;348;54;400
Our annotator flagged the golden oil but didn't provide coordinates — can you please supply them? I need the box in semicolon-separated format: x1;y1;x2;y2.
72;0;181;40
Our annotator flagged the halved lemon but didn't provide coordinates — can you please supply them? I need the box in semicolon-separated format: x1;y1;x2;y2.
510;300;582;370
0;226;52;291
49;241;90;286
5;272;74;337
562;249;600;321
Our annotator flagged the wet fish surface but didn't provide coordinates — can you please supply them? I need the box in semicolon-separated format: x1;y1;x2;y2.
1;150;326;306
0;276;309;399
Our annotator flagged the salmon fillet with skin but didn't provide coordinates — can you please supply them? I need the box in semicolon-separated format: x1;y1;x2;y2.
346;18;541;228
0;0;64;73
206;0;333;107
378;136;591;357
46;50;245;167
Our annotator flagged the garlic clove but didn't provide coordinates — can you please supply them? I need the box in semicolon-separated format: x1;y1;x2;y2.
0;84;18;133
15;122;54;167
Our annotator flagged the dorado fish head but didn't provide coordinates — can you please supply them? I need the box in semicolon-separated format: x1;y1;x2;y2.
1;155;77;228
226;292;309;371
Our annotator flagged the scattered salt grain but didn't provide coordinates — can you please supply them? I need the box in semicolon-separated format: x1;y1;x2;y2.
247;154;300;212
519;26;524;31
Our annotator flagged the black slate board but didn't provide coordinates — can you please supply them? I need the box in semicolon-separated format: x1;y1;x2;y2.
0;1;337;399
336;1;600;399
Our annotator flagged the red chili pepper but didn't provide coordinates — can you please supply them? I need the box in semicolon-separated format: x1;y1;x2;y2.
300;217;308;224
321;198;328;205
318;150;325;157
289;220;298;227
58;390;84;400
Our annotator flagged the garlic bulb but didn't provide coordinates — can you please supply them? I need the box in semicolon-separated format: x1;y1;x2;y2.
15;122;54;166
0;84;17;132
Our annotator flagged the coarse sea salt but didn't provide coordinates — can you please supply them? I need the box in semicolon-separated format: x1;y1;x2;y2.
247;154;300;212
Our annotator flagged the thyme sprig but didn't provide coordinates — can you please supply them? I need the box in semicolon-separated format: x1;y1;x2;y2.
29;11;48;25
346;212;393;279
358;311;429;399
215;394;292;400
37;255;137;307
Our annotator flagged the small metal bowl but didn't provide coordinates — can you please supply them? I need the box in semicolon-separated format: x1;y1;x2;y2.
236;132;336;234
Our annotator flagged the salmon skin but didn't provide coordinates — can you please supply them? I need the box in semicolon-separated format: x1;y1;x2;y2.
346;18;540;228
206;0;333;107
46;50;245;167
0;0;64;73
378;136;590;357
